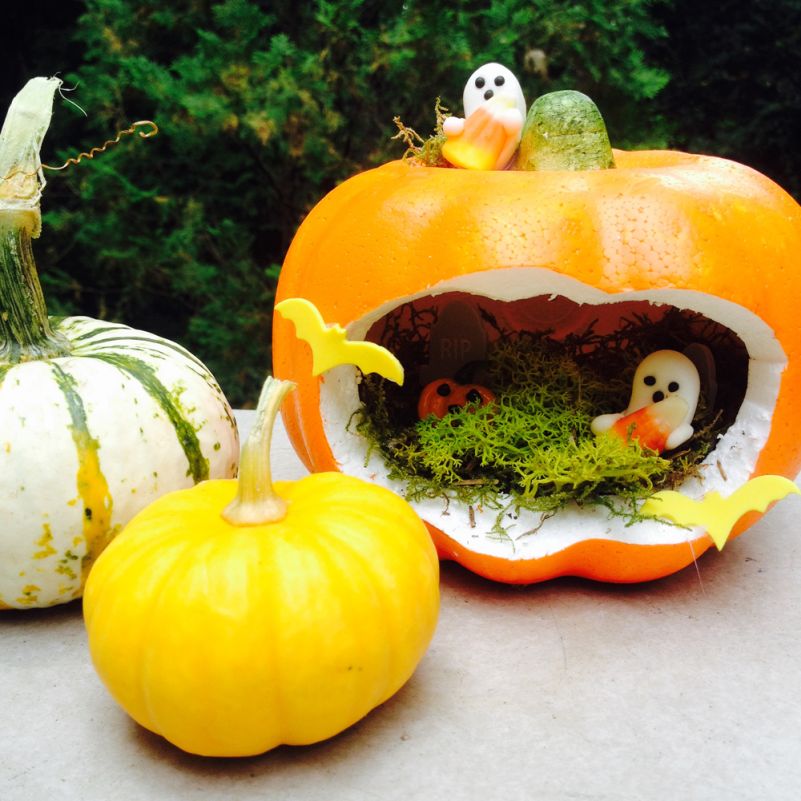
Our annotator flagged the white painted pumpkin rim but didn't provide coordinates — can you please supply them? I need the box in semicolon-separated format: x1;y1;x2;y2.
318;267;784;561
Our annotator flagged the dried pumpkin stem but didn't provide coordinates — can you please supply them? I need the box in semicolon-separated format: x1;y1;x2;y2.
0;77;71;364
0;77;61;235
222;376;296;526
515;90;615;171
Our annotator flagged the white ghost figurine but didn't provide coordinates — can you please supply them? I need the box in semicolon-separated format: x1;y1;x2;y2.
591;350;701;453
441;62;526;170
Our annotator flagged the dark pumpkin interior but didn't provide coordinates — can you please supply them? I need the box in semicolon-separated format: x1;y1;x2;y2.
355;292;749;518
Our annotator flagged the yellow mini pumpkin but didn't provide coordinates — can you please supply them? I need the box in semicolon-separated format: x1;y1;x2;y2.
83;377;439;757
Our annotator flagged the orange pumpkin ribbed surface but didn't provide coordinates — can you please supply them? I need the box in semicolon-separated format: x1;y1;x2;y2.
273;147;801;585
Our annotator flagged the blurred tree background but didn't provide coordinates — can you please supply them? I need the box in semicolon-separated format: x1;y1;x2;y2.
2;0;800;406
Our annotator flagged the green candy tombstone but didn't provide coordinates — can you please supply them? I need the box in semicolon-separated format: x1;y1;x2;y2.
516;90;615;172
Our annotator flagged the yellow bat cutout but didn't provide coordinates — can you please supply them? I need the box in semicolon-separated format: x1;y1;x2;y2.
640;475;800;550
274;297;404;385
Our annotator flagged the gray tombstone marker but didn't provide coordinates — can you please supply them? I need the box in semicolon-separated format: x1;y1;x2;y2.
420;300;488;385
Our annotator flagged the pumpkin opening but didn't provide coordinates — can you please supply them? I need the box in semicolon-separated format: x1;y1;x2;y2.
353;290;748;521
316;268;785;557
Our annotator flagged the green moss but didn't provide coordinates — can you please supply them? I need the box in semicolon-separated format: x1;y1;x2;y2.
355;305;740;525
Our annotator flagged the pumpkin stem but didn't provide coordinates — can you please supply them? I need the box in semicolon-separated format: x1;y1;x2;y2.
0;225;71;363
0;77;71;364
222;376;296;526
515;90;615;171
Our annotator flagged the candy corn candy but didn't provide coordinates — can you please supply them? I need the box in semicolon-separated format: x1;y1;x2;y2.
442;95;522;171
592;349;700;452
609;395;690;454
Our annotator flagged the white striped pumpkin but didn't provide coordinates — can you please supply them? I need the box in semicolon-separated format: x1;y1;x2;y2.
0;316;240;609
0;77;239;608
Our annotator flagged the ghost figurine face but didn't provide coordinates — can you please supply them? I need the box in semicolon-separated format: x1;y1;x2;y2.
627;350;700;419
462;62;526;119
590;349;702;452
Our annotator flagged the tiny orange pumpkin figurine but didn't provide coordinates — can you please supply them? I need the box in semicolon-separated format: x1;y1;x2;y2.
273;86;801;585
418;378;495;420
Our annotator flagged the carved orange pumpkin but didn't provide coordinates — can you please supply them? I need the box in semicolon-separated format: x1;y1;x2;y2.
418;379;495;420
273;149;801;584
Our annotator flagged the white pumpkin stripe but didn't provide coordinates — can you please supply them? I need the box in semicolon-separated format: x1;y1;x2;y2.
69;325;209;369
82;352;210;483
82;339;220;387
0;361;86;607
62;321;226;397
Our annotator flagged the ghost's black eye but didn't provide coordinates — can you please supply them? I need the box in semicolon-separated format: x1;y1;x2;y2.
475;76;485;89
484;89;494;100
668;381;679;392
494;75;505;86
644;375;656;386
436;383;451;397
466;389;482;404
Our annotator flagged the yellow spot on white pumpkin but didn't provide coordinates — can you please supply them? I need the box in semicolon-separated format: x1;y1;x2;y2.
3;442;10;453
33;525;57;560
16;584;41;606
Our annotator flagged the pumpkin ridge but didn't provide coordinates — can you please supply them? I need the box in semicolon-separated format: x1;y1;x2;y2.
306;527;398;716
66;323;135;342
68;324;230;419
294;477;437;699
273;511;403;736
70;326;211;373
83;338;217;383
134;542;199;735
49;362;113;582
83;332;238;435
83;351;210;483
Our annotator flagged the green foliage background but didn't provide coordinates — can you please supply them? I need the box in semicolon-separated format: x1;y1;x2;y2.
2;0;800;406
